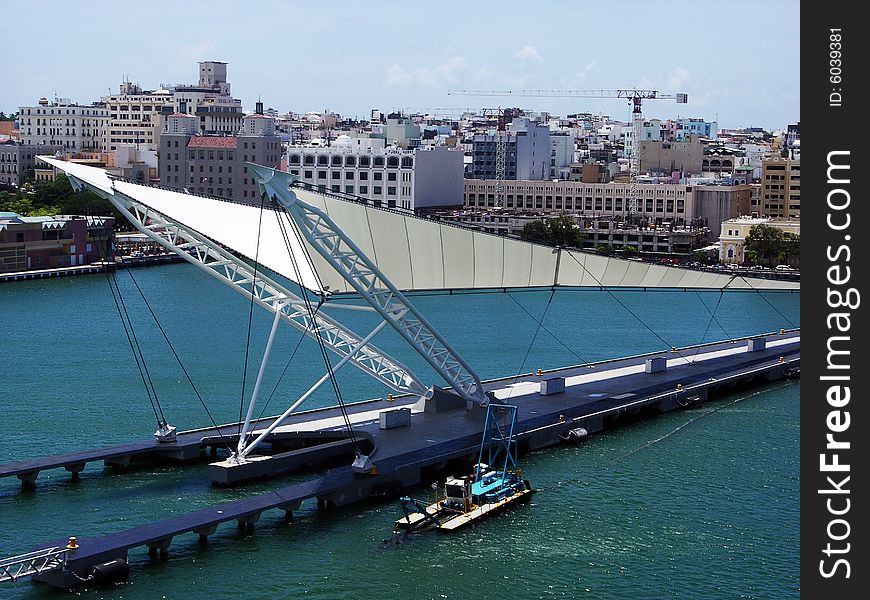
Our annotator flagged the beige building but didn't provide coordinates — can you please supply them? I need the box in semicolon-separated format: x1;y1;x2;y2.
761;156;800;217
464;179;751;238
102;82;174;151
719;216;800;264
639;137;703;175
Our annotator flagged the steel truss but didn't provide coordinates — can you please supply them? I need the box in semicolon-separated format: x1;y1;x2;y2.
249;164;488;406
0;547;67;583
71;177;427;398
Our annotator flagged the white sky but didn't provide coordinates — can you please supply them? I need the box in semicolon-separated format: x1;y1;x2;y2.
1;0;799;129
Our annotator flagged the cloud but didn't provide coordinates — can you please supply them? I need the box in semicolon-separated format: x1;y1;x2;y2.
513;46;543;62
179;41;217;62
385;56;468;88
667;66;691;89
570;62;597;85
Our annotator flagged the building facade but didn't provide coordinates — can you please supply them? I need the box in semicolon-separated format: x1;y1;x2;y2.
761;156;800;217
286;140;464;211
0;213;114;272
675;118;717;141
158;113;282;202
470;118;551;180
0;141;63;187
18;98;109;151
164;61;244;135
102;81;174;151
639;137;703;175
463;179;750;238
718;216;800;264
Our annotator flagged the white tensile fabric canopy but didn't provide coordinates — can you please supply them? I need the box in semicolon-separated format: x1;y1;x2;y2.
42;158;799;293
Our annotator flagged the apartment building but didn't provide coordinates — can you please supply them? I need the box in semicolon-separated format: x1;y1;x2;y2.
18;98;108;151
0;141;63;187
158;111;282;202
470;118;551;180
164;61;244;135
286;137;463;211
761;156;800;217
102;81;174;151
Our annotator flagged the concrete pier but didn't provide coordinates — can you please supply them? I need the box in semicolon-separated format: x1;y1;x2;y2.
0;330;799;589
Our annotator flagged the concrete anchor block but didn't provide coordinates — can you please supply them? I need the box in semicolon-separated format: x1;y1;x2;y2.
645;357;667;374
747;337;767;352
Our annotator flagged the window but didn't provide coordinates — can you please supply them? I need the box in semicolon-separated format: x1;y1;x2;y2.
359;185;368;194
359;172;368;181
360;156;370;167
317;170;327;179
331;155;342;166
304;170;313;178
374;185;382;195
387;172;397;182
332;171;340;179
387;186;396;196
331;184;340;192
345;172;354;180
374;156;384;167
387;156;399;168
374;172;383;181
345;185;354;194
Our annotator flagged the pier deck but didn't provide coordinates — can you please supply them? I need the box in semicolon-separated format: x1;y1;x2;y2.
1;331;799;588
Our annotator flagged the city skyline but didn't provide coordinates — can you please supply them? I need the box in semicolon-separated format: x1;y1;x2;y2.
1;0;799;130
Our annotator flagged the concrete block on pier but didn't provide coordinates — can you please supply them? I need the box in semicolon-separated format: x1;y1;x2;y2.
645;357;667;373
747;337;767;352
540;376;566;395
379;407;411;430
413;386;465;413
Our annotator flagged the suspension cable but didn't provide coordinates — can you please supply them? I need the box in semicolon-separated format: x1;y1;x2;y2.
563;250;713;379
238;192;267;437
122;267;232;449
271;200;360;450
506;290;590;367
87;209;165;427
505;289;556;401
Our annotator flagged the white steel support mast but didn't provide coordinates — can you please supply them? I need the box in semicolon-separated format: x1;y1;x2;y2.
65;175;429;405
249;163;489;407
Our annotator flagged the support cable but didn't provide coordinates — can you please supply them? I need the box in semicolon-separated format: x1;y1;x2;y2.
238;192;267;437
271;201;359;449
506;290;590;367
122;268;232;449
505;289;556;401
563;250;713;379
87;209;165;427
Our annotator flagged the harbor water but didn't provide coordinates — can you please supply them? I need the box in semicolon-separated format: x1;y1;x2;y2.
0;263;799;599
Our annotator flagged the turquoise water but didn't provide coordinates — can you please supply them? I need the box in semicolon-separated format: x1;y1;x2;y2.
0;264;799;598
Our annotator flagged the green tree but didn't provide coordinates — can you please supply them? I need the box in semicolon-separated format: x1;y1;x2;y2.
520;220;549;244
745;224;800;267
620;245;637;256
596;244;613;255
520;216;585;247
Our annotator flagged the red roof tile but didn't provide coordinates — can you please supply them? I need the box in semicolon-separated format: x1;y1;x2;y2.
187;137;238;149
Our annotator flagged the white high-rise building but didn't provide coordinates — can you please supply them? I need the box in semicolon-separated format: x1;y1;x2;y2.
286;137;464;211
18;98;109;151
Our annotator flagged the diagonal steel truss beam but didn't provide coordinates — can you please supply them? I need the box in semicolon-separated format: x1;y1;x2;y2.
249;164;488;406
71;176;427;397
